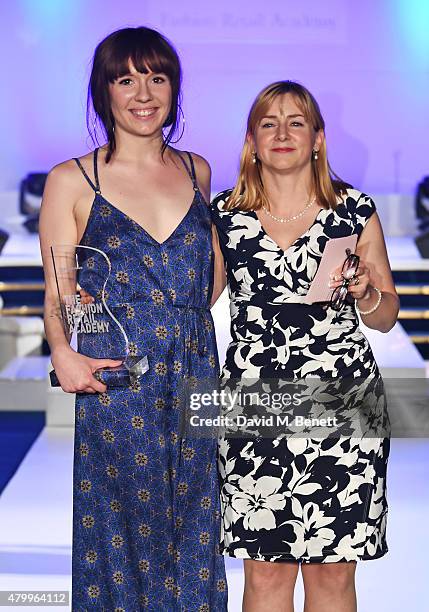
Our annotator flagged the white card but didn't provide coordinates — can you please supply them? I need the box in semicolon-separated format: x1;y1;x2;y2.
303;234;358;304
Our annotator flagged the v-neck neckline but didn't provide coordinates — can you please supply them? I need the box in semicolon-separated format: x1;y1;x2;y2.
92;191;199;247
251;206;325;255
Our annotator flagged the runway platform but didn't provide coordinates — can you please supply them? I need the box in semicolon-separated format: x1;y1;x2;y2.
0;191;428;610
0;430;427;611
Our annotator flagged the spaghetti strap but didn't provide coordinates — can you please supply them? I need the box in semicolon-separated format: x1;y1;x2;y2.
73;149;101;194
178;152;199;192
186;151;197;184
93;148;101;193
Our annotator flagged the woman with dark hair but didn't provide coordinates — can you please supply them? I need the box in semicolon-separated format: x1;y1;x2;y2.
210;81;398;611
39;27;227;611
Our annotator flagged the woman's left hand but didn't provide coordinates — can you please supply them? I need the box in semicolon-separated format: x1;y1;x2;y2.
328;261;372;301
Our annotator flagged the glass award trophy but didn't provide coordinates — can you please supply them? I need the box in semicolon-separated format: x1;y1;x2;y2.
49;244;149;388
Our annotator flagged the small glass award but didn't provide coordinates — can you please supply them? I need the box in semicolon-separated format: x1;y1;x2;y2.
49;244;149;388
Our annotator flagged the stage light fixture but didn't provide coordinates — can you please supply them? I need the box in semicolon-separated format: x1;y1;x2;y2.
414;175;429;258
0;228;9;255
19;173;47;234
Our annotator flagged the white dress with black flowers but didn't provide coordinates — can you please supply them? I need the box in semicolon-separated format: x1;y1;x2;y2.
210;188;390;563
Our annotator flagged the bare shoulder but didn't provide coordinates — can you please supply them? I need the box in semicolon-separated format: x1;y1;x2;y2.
188;151;211;182
188;152;211;203
170;147;211;177
47;158;81;189
170;148;212;201
41;156;93;220
45;153;95;198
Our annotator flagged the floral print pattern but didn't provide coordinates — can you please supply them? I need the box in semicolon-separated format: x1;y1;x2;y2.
71;150;227;610
211;188;390;563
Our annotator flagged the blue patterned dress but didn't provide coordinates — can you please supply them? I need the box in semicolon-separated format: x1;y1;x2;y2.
71;149;227;611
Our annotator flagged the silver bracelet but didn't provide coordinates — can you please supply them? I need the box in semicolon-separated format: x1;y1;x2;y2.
356;286;382;316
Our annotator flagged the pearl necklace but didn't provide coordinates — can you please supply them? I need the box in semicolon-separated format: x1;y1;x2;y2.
262;196;316;223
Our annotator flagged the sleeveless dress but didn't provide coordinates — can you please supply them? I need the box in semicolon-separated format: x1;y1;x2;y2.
210;188;390;564
72;149;227;611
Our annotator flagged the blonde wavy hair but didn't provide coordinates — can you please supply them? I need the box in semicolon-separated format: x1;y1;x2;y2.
226;81;350;211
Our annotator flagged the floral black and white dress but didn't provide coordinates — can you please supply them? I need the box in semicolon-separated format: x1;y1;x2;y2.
210;188;390;563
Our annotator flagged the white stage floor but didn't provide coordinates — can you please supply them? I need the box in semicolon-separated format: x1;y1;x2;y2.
1;196;428;610
0;429;428;611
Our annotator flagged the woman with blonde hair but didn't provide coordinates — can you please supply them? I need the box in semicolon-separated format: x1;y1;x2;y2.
210;81;398;611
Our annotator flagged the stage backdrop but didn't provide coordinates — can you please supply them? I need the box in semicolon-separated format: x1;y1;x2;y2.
1;0;428;195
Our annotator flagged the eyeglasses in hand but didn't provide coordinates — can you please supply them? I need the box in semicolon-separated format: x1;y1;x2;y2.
329;248;360;311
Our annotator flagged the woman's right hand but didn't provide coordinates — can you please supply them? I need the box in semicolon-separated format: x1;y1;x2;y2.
51;346;122;394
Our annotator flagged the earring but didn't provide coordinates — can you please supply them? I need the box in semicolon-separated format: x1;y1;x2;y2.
252;152;257;164
166;105;186;143
312;149;319;160
176;105;186;140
